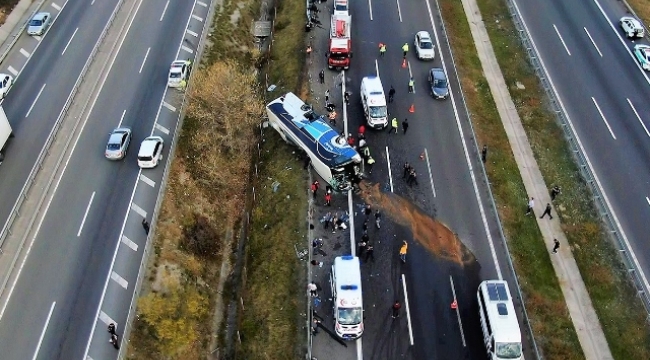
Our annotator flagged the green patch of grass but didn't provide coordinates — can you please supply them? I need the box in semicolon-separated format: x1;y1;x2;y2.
266;0;307;94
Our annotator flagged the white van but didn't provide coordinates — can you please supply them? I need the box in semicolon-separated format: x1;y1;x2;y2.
360;76;388;129
330;256;364;340
333;0;349;16
477;280;523;360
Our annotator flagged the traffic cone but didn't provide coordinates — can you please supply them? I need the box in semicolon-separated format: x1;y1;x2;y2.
419;152;424;160
451;300;458;310
408;104;415;113
402;58;407;68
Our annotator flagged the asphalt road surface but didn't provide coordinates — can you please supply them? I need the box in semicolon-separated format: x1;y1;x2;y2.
513;0;650;296
0;0;207;359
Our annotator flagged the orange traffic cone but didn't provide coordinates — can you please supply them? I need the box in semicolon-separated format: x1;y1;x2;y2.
408;104;415;113
419;152;425;160
402;58;407;68
451;300;458;310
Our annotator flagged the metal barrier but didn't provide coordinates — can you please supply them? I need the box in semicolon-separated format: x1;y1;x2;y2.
505;0;650;321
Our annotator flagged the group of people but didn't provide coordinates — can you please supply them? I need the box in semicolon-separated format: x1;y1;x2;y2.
320;211;349;232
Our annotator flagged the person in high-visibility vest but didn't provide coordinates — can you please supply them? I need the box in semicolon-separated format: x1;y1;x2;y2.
408;77;414;93
366;156;375;174
402;43;409;58
379;43;387;57
399;240;408;263
180;79;187;90
362;146;371;160
390;118;398;134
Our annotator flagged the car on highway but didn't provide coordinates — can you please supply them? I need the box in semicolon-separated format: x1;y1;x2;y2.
620;16;644;38
0;74;13;99
428;68;449;99
414;31;435;60
137;136;164;168
27;12;51;36
634;44;650;71
105;127;132;160
167;60;191;88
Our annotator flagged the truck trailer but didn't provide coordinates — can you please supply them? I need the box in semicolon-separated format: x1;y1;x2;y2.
0;106;13;164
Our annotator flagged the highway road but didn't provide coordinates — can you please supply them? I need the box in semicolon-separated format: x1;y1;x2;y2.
311;0;535;358
513;0;650;295
0;0;210;359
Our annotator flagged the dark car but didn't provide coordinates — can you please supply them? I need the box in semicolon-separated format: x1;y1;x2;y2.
428;68;449;100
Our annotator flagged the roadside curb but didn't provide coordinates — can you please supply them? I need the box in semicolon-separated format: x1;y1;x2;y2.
0;0;42;63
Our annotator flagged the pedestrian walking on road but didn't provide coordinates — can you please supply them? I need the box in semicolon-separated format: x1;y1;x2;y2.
390;118;399;134
402;118;409;134
402;43;409;58
308;282;318;297
366;156;375;173
107;323;117;336
365;204;372;216
525;197;534;216
344;91;350;105
358;124;366;137
408;77;414;93
407;169;419;186
552;239;560;254
110;334;119;349
403;162;411;179
550;185;561;200
311;180;320;198
311;318;322;335
324;192;332;206
540;203;553;219
357;241;367;257
142;219;150;235
374;209;382;229
325;89;330;103
319;69;325;84
481;145;487;164
379;42;387;57
365;244;375;262
388;86;395;103
392;301;402;318
361;232;369;243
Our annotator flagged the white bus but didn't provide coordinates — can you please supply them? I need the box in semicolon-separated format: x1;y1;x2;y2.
330;256;364;340
477;280;523;360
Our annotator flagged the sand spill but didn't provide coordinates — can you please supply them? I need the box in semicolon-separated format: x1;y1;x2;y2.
359;182;476;266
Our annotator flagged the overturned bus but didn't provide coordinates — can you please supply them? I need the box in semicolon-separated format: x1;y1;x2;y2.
266;92;362;191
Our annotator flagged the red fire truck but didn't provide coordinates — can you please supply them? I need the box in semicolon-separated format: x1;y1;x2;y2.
328;13;352;70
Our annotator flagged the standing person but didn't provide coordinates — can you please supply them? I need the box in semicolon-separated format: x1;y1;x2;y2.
388;86;395;103
392;301;402;318
379;42;387;57
399;241;408;263
362;146;371;162
390;117;399;134
552;239;560;254
308;282;318;296
374;209;382;229
525;197;534;216
325;89;330;103
324;192;332;206
347;133;355;146
367;156;375;173
358;137;367;149
142;219;150;235
357;240;367;257
358;124;366;137
365;204;372;217
344;91;350;105
407;169;418;186
362;219;369;233
361;232;370;244
540;203;553;219
403;162;411;179
311;180;320;198
319;69;325;84
328;110;337;125
365;244;375;262
402;118;409;134
402;43;409;58
110;333;119;349
550;185;561;200
408;77;414;93
108;323;117;336
481;145;487;164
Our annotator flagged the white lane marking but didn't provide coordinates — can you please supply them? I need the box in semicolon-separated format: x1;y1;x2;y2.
62;27;78;55
423;148;437;197
155;123;170;135
162;101;176;112
198;0;207;6
367;0;373;21
182;45;194;54
160;0;170;21
583;27;602;57
395;0;403;22
118;109;126;127
375;59;379;77
26;83;46;117
449;275;466;347
7;66;17;76
139;47;150;73
646;197;650;206
407;60;415;93
33;35;42;42
186;29;199;37
20;48;30;57
77;192;96;237
356;339;363;360
424;0;502;278
192;14;203;22
51;2;61;10
342;69;349;135
32;302;56;360
401;274;415;345
386;146;394;193
91;0;95;5
553;24;571;56
139;174;156;187
626;98;650;138
591;97;616;139
121;235;138;251
130;203;147;218
99;311;116;327
110;271;128;289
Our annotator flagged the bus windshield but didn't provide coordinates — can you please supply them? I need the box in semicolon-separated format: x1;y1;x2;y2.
496;342;522;359
337;307;362;325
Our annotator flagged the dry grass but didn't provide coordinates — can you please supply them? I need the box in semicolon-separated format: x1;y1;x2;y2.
0;0;20;29
627;0;650;25
440;0;650;358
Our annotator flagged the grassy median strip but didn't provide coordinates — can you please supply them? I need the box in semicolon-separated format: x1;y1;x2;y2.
439;0;650;358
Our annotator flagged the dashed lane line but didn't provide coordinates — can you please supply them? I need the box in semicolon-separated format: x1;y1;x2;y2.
162;101;176;112
130;203;147;218
197;1;207;6
182;45;194;54
7;66;17;76
51;2;61;10
121;235;138;251
99;311;117;328
192;14;203;22
155;123;170;135
139;174;156;187
20;48;30;57
110;271;128;289
186;29;198;37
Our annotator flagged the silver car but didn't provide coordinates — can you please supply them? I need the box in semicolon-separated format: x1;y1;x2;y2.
27;12;51;36
105;127;132;160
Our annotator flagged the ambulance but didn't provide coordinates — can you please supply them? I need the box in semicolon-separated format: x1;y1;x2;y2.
360;76;388;129
330;256;364;340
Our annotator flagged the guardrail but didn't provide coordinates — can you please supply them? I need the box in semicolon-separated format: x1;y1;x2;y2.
431;1;542;358
0;0;48;65
505;0;650;322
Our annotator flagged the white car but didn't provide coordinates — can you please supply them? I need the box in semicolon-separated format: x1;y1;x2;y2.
634;44;650;71
414;31;435;60
167;60;191;88
137;136;164;168
620;16;644;38
0;74;13;99
27;12;51;36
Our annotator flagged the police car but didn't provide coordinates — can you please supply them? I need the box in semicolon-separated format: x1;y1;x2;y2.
167;60;192;88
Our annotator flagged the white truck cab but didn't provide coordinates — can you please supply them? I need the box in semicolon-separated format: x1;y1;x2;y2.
360;76;388;129
330;256;364;340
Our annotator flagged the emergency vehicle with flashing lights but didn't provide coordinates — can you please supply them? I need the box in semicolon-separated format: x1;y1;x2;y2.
328;13;352;70
330;256;364;340
360;76;388;129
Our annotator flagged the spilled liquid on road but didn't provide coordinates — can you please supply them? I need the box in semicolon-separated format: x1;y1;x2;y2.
359;182;476;266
